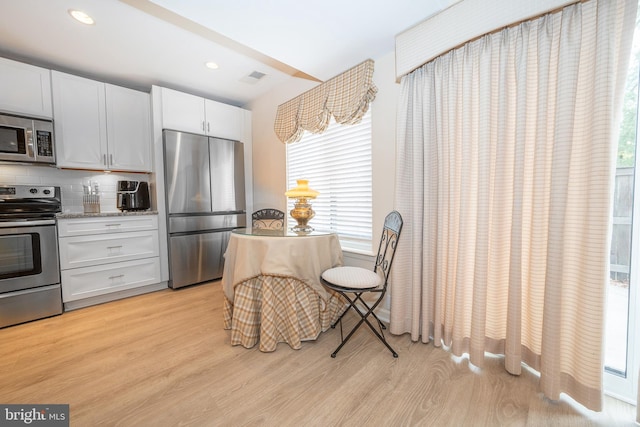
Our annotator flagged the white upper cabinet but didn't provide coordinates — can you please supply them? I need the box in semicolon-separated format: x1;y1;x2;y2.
161;88;206;135
161;87;245;141
0;57;53;118
52;71;152;172
204;99;243;141
105;84;152;171
52;71;107;169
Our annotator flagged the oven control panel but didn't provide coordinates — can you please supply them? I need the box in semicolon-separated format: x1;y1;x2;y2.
0;185;62;218
0;185;59;199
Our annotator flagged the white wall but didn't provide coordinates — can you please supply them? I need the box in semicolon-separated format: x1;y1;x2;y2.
246;76;316;213
247;50;400;261
369;52;401;248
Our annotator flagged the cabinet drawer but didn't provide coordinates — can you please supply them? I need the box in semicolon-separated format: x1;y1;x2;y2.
59;230;159;269
61;257;161;302
58;215;158;237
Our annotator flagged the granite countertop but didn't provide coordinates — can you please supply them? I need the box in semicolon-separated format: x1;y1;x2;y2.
57;210;159;219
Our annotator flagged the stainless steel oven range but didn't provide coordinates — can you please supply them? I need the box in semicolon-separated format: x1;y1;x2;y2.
0;184;63;328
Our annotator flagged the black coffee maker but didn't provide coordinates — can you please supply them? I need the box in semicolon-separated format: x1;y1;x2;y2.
117;180;150;211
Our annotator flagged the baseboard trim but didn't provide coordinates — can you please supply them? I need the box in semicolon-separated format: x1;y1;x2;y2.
64;282;168;311
377;307;390;324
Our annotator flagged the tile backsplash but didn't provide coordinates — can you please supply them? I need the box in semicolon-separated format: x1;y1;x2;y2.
0;164;150;213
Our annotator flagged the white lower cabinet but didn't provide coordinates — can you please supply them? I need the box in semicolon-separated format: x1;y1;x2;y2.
58;215;163;307
58;215;158;237
61;258;161;302
59;230;159;270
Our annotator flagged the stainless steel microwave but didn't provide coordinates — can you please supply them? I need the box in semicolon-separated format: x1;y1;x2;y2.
0;114;55;164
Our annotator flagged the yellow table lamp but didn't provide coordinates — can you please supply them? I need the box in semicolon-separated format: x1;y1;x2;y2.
285;179;319;232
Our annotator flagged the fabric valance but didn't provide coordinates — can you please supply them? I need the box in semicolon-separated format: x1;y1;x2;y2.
274;59;377;144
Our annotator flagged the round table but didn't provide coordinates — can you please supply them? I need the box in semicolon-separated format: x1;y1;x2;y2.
222;227;345;352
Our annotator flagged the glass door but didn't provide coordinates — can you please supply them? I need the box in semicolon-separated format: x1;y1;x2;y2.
604;7;640;403
0;233;39;279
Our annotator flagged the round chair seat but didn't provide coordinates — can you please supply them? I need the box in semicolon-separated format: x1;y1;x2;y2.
321;266;382;290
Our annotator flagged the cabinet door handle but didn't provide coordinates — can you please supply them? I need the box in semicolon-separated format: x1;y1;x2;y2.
103;154;107;166
207;122;210;133
105;223;121;227
110;154;113;166
202;121;206;131
26;129;35;158
108;274;124;280
107;245;123;250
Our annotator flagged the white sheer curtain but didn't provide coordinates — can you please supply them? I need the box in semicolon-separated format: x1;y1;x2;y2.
390;0;636;411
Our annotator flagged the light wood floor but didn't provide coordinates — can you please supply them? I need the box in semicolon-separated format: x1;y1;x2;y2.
0;281;636;426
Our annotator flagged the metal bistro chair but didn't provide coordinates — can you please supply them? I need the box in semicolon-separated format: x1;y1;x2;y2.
251;208;285;230
320;210;403;358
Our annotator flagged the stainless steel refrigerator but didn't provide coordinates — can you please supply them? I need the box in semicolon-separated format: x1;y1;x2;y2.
163;130;246;289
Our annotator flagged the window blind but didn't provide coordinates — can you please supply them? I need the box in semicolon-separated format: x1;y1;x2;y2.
286;111;372;253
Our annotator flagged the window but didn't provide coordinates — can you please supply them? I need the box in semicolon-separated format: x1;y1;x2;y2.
604;5;639;403
286;110;372;253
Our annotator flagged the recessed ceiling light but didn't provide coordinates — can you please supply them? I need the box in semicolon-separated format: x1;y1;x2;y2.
205;61;219;70
69;10;95;25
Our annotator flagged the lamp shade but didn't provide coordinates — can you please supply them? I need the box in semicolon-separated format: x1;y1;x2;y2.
285;179;319;199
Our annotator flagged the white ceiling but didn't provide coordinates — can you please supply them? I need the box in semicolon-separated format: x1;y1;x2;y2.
0;0;458;107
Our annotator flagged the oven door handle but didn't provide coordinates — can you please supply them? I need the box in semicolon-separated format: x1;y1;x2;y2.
0;219;56;228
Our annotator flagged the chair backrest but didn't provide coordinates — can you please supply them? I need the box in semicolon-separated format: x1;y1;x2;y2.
252;208;285;230
374;211;403;287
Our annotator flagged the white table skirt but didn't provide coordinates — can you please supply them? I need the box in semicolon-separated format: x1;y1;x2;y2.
222;232;343;304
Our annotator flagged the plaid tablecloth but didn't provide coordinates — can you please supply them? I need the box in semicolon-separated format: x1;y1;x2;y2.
222;231;345;351
224;274;345;352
